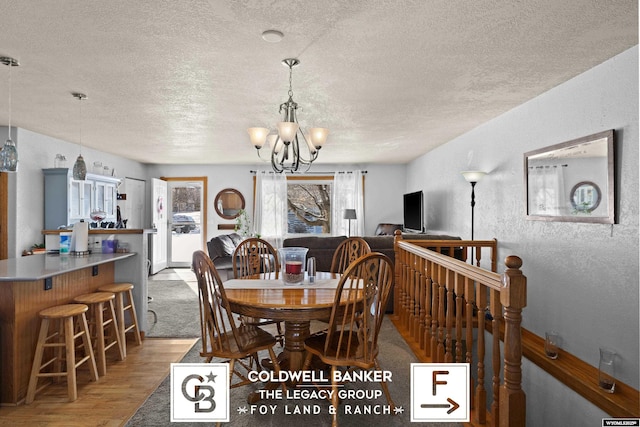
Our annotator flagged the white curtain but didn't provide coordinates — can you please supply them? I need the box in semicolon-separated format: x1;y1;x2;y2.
529;165;567;215
253;171;288;248
332;171;364;236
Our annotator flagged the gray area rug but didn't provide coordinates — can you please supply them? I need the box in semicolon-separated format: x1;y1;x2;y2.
146;280;200;338
128;275;462;426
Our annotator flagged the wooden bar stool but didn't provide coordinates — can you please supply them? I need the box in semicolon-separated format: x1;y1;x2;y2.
73;292;125;376
97;283;142;357
26;303;99;403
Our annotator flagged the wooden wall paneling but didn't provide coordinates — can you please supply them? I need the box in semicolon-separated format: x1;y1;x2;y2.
0;263;115;405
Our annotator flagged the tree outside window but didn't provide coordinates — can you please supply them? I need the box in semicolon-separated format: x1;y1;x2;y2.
287;181;332;234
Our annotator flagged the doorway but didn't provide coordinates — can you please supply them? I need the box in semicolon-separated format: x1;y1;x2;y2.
164;177;207;268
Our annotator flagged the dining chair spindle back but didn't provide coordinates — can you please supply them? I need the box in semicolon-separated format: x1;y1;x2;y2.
233;237;280;279
329;237;371;274
192;250;283;389
303;252;395;427
232;238;284;345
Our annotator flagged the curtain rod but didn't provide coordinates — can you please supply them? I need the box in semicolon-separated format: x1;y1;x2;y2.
249;170;367;174
528;164;568;169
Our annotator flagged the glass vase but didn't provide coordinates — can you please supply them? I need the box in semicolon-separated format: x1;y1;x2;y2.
598;347;616;393
278;247;308;285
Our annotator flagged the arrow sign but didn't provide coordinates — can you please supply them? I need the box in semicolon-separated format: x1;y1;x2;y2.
421;398;460;414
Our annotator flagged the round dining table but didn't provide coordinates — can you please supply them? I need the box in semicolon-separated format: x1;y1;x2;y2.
224;273;339;372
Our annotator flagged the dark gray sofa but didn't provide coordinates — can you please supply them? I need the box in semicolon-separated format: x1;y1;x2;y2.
206;232;244;280
283;233;461;312
283;233;461;272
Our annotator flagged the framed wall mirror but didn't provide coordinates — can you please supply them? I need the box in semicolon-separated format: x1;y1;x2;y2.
214;188;245;220
524;129;615;224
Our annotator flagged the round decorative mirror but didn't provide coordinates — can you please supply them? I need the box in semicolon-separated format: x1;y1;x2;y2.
214;188;245;219
570;181;601;213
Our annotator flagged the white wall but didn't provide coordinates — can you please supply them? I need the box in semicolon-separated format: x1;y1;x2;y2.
7;127;147;257
406;46;639;425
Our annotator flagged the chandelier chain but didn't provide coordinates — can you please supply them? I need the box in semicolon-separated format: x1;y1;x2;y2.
72;93;87;154
79;95;83;153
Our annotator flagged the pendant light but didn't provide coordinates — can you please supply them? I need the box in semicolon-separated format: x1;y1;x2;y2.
72;92;87;180
0;56;20;173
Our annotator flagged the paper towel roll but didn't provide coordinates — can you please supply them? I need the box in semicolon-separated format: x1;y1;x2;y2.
71;221;89;252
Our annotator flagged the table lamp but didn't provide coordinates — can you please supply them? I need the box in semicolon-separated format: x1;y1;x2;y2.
343;209;357;237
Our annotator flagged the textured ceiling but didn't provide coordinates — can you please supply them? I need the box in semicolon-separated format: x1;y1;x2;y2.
0;1;637;166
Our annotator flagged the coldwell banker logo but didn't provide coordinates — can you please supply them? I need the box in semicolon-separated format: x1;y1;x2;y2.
170;363;230;422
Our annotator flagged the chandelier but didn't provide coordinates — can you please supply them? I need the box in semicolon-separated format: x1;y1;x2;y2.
248;58;328;173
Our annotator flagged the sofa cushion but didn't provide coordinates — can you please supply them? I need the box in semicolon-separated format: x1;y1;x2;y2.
213;257;234;270
283;236;347;272
283;236;346;249
207;233;243;260
228;233;244;247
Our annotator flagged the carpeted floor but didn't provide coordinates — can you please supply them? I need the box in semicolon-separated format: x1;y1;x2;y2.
128;270;462;427
146;279;200;338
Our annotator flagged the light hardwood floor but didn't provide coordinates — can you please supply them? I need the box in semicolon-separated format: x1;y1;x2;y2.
0;337;197;426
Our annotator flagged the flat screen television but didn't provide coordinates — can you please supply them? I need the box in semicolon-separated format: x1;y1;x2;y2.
403;191;424;233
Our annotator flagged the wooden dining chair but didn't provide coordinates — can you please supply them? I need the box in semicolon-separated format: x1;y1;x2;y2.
302;252;396;427
191;250;284;390
232;238;284;345
232;237;280;279
329;237;371;274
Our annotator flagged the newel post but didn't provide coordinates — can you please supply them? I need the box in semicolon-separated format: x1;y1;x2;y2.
499;255;527;427
393;230;403;315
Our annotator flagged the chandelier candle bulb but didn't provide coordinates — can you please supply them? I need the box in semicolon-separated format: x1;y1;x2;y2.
248;127;269;148
277;121;299;143
309;128;329;149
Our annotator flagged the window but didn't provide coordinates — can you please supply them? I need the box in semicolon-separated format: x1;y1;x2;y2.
253;171;364;241
287;180;332;234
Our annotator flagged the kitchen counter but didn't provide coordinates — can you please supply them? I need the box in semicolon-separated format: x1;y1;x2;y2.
0;252;135;281
42;228;152;333
0;232;151;405
42;228;153;235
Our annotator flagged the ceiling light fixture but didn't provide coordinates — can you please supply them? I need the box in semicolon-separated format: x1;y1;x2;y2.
72;92;87;180
261;29;284;43
248;58;328;173
0;56;20;173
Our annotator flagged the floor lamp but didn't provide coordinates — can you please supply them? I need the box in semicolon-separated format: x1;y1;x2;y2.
343;209;357;237
461;171;486;263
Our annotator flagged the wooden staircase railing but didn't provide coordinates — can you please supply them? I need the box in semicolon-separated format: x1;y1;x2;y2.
392;232;527;427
